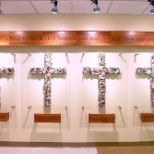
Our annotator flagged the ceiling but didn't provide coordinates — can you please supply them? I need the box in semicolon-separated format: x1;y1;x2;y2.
0;0;152;15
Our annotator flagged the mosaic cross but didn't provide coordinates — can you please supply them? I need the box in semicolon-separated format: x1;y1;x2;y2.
136;54;154;105
30;53;66;107
83;53;120;108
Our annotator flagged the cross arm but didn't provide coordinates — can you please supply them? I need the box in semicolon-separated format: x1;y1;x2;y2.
0;67;14;75
30;68;44;74
136;67;151;75
50;67;66;74
105;67;120;74
83;67;120;75
83;67;99;75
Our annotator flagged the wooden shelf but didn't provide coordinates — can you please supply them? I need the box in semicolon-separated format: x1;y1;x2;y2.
0;112;9;122
1;31;154;46
89;113;115;123
34;113;61;123
140;113;154;122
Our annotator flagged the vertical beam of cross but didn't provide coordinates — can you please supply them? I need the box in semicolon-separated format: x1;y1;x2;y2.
136;54;154;105
30;53;66;107
83;53;120;108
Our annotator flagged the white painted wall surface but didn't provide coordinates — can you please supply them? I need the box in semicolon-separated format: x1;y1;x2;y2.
0;14;154;31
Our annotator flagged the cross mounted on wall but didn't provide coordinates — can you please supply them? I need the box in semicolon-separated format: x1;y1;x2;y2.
136;54;154;105
30;53;66;107
83;53;120;108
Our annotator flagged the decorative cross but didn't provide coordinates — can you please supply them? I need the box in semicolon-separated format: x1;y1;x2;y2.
0;67;14;107
136;54;154;105
83;53;120;107
30;53;66;107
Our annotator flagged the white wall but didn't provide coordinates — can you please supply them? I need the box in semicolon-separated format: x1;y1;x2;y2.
0;14;154;142
0;14;154;31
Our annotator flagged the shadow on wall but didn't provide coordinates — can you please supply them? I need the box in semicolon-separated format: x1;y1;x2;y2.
0;122;9;141
133;107;141;127
87;124;119;142
152;106;154;113
140;126;154;141
135;73;151;80
43;106;51;113
0;73;15;80
28;72;67;80
116;107;127;128
30;123;62;142
98;107;106;114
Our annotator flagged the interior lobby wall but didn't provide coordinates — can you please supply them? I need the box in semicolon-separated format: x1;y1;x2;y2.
0;14;154;142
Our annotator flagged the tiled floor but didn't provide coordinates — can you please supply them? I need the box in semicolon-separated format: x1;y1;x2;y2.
0;147;98;154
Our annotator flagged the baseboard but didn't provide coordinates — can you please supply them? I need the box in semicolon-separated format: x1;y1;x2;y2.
0;141;154;147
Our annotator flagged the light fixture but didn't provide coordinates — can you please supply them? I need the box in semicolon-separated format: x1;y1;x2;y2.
0;2;2;16
151;5;154;14
148;0;154;14
91;0;101;13
51;0;59;14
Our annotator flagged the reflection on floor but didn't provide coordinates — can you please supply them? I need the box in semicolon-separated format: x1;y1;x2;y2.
0;147;98;154
97;146;154;154
1;145;154;154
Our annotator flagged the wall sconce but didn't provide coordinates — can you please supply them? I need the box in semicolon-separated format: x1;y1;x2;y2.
27;106;32;109
11;105;16;109
11;53;16;56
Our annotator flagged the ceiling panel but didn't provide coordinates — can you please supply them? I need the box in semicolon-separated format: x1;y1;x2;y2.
142;4;151;14
1;1;37;14
73;1;95;13
54;1;71;13
108;1;149;14
0;0;153;15
73;1;111;13
32;1;71;13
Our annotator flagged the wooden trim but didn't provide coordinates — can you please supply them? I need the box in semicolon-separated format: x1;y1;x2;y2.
0;141;154;147
1;31;154;46
0;112;9;122
140;113;154;122
89;113;115;123
34;113;61;123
